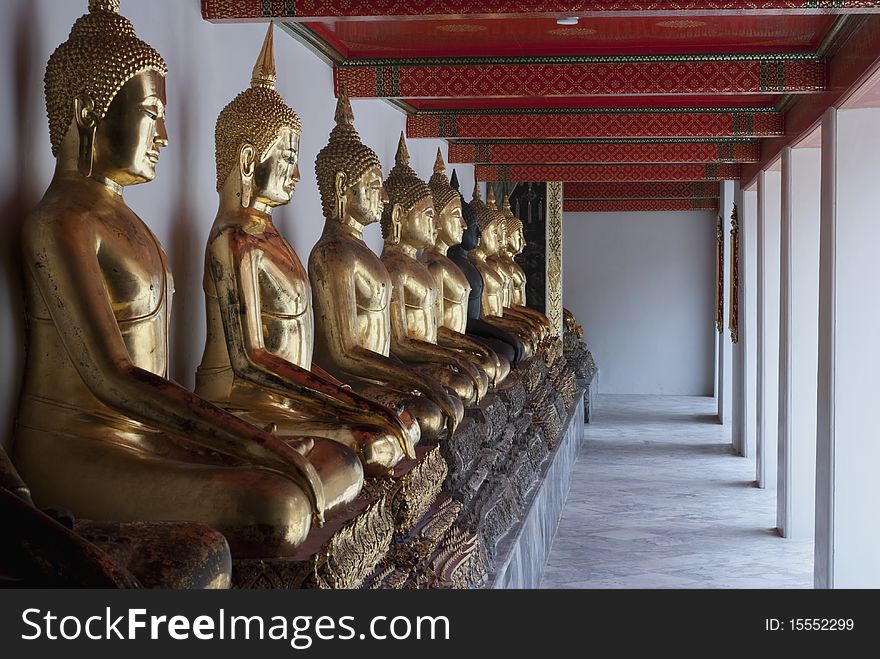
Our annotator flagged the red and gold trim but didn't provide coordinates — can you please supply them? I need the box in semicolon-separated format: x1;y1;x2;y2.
448;140;760;164
408;110;784;139
564;181;721;199
564;198;720;212
336;58;824;99
477;163;740;182
202;1;880;21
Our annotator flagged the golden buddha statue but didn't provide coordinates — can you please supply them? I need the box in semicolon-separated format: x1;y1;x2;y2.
195;25;415;479
467;185;540;356
309;89;463;440
379;135;488;407
498;194;554;339
421;149;509;387
13;0;330;559
486;192;546;345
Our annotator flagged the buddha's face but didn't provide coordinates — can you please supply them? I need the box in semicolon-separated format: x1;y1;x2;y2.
344;165;387;226
461;204;480;251
401;195;436;249
92;70;168;186
437;198;465;247
253;127;300;207
497;222;508;250
509;226;525;254
481;220;501;255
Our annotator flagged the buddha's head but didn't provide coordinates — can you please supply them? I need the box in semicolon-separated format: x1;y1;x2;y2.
429;149;465;248
501;194;525;254
381;133;435;250
315;86;386;228
475;187;503;256
215;23;302;211
461;180;483;251
45;0;169;186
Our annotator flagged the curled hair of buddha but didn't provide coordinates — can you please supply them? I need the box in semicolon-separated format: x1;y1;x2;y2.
467;179;487;230
381;133;432;239
429;149;459;215
315;85;382;220
501;194;523;235
44;0;168;156
475;185;501;233
215;23;302;190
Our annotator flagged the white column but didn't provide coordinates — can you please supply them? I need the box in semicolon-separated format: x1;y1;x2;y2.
815;107;880;588
757;171;782;489
717;181;735;425
731;183;751;457
777;146;821;539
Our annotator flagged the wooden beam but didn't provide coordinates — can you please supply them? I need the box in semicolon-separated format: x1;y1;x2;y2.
336;56;824;99
409;110;784;139
448;140;760;164
203;1;880;22
477;163;740;182
564;181;721;198
564;198;720;212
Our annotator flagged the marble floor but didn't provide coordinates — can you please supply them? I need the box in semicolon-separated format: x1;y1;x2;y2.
540;395;814;589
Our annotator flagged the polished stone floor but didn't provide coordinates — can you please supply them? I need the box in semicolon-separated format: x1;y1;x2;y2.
540;395;813;589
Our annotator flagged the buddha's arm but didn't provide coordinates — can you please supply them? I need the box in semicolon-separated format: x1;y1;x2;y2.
387;275;484;393
504;306;546;339
210;242;417;458
518;305;555;335
467;317;526;362
310;250;461;431
26;222;324;516
437;326;493;361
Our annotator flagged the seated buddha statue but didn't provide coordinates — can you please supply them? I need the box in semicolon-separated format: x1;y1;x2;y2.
379;135;488;407
309;89;463;440
498;194;555;339
13;1;338;559
447;175;529;365
195;25;415;478
468;186;541;356
485;192;546;345
421;150;509;387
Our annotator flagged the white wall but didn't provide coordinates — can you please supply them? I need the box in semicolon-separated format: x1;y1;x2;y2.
0;0;474;447
563;210;717;395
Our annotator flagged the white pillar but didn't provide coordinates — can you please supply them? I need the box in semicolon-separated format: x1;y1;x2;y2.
757;170;782;489
777;146;821;539
717;181;735;426
731;183;751;457
815;107;880;587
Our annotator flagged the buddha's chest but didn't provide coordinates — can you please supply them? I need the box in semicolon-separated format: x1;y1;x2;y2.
96;215;172;322
353;251;391;313
255;242;310;320
402;268;436;312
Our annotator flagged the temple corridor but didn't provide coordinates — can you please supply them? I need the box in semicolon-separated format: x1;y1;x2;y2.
541;395;813;589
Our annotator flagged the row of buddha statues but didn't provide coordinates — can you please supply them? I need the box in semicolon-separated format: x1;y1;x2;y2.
5;1;572;587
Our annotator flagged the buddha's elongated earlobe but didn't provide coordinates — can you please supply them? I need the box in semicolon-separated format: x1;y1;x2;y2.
74;95;97;178
239;143;256;208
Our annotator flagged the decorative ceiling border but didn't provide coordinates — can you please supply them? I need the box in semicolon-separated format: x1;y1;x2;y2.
336;59;825;98
477;163;741;182
336;52;821;67
564;198;720;212
202;1;880;21
564;181;721;197
409;111;784;138
448;140;760;163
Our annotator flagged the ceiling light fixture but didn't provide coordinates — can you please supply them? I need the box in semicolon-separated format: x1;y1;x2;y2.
556;16;579;26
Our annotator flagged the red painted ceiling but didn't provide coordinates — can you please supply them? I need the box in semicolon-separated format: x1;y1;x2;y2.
305;15;835;59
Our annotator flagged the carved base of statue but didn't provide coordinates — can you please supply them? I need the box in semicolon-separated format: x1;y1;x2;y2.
231;492;394;589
